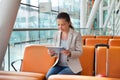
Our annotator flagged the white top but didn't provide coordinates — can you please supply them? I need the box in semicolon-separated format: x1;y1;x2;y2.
58;40;68;66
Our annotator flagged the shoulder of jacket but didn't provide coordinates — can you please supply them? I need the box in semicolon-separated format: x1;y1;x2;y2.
72;30;81;36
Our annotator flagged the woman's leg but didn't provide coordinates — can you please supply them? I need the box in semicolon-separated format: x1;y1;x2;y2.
46;65;63;79
58;67;81;75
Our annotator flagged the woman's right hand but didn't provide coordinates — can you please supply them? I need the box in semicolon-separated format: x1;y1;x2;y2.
48;49;55;56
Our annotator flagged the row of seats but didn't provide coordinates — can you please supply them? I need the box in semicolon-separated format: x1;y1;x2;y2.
0;73;119;80
82;35;120;39
0;45;120;80
82;35;120;45
82;38;120;46
48;46;120;80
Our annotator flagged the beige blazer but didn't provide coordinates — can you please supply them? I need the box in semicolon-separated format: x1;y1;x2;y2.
52;28;83;73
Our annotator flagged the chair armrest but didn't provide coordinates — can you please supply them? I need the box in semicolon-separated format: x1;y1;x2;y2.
11;59;23;72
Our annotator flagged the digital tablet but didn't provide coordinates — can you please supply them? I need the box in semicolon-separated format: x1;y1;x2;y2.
47;46;64;54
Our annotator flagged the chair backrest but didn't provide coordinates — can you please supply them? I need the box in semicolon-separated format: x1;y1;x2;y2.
96;36;112;39
21;45;55;74
95;47;107;76
96;46;120;78
113;36;120;39
80;46;94;76
109;39;120;46
85;38;108;46
82;35;95;39
108;47;120;78
82;36;95;45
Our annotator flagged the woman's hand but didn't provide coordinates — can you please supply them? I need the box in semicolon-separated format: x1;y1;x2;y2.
48;49;55;56
61;50;71;57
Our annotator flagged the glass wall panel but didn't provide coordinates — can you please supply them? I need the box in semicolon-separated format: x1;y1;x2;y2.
39;12;58;28
59;0;80;30
5;0;81;71
14;5;38;28
39;13;51;28
51;0;58;11
103;10;108;24
103;0;108;7
39;0;49;3
39;30;57;44
51;12;58;28
21;0;38;6
30;0;38;6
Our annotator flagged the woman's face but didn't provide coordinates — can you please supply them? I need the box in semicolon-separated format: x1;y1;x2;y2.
57;19;70;32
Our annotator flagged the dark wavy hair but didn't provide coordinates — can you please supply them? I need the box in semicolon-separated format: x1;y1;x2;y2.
57;12;74;29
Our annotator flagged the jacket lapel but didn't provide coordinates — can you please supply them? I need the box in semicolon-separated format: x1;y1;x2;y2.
67;29;73;49
56;31;61;46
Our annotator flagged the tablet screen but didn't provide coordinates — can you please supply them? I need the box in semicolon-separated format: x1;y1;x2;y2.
47;46;64;54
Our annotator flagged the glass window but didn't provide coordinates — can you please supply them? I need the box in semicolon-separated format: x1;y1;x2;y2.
14;5;38;28
58;0;80;30
103;0;108;7
30;0;38;6
39;0;49;3
39;13;51;28
6;0;81;71
21;0;38;6
51;0;58;11
103;10;108;24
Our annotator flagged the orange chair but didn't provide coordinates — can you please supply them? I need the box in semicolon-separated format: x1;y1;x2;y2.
85;38;108;46
95;47;120;78
0;75;38;80
21;45;55;74
109;39;120;46
0;45;55;80
108;47;120;78
0;71;44;80
113;36;120;39
96;36;112;39
80;46;94;76
95;47;107;76
82;35;95;45
48;75;120;80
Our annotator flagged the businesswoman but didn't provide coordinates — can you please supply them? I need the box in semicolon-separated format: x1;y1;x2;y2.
46;12;83;79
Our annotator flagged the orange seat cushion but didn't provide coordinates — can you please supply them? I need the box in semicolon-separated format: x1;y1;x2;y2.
48;75;120;80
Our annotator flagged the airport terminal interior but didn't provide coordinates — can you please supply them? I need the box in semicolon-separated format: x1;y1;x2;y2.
0;0;120;80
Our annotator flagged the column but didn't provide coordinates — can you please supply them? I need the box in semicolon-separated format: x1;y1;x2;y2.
99;0;103;28
0;0;21;69
86;0;102;34
80;0;86;28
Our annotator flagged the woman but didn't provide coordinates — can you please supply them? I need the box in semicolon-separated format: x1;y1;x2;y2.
46;12;83;79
